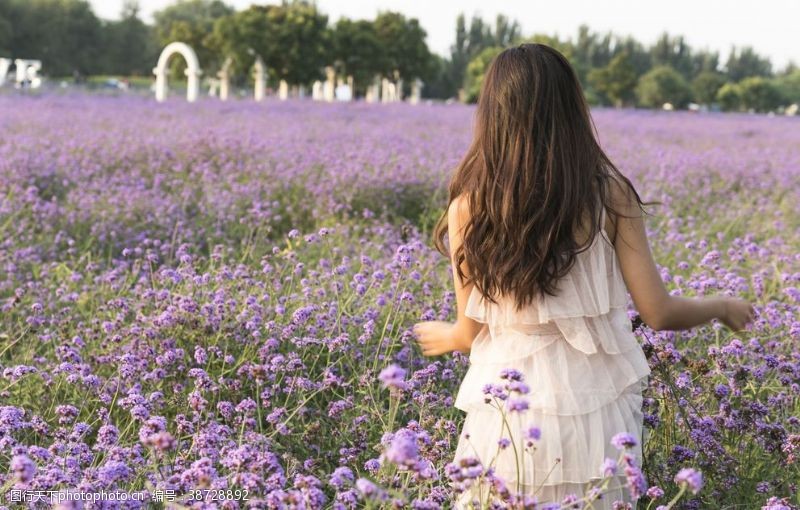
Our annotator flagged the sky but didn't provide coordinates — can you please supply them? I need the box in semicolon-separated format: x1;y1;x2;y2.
89;0;799;69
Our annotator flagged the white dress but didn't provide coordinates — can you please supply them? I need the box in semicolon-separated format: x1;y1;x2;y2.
452;208;652;508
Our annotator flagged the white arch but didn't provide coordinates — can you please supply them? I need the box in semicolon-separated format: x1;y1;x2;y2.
0;58;12;87
153;42;201;102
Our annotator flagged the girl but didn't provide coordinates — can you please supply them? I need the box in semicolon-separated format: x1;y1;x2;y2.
413;44;754;508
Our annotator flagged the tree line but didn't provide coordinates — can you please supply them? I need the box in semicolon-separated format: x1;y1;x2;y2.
1;0;798;111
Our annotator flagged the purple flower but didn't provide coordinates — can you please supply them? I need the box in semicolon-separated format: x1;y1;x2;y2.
329;466;354;490
762;496;793;510
526;426;541;441
622;453;647;499
385;429;419;467
355;478;384;499
674;467;704;495
601;457;617;477
10;454;36;484
378;364;407;390
499;368;523;381
611;432;638;450
507;398;529;412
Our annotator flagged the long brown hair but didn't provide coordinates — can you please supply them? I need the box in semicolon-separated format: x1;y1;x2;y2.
434;43;649;308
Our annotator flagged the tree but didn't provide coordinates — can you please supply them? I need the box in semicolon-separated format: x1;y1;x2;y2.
737;77;784;112
153;0;234;74
2;0;104;76
102;1;158;75
206;6;271;80
422;53;457;99
493;14;521;47
463;46;502;103
690;49;720;77
445;13;515;98
691;71;726;105
775;69;800;104
207;2;329;86
725;46;772;82
373;11;431;81
650;33;694;79
330;18;385;92
0;5;11;55
612;36;651;76
588;51;638;107
635;65;692;108
716;83;741;111
572;25;614;84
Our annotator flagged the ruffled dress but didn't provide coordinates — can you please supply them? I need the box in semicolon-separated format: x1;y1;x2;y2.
452;209;652;508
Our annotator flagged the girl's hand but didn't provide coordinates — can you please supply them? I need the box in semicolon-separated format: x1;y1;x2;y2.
718;297;755;331
413;321;465;356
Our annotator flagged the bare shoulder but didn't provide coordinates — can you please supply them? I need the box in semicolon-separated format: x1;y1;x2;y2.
603;173;643;244
606;173;642;219
447;194;472;230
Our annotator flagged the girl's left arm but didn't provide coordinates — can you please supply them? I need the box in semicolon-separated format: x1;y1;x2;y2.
414;196;484;356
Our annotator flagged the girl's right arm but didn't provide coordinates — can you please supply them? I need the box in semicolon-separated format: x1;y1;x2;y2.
609;179;754;332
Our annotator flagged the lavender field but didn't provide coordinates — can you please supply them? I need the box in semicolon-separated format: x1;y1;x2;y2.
1;95;799;509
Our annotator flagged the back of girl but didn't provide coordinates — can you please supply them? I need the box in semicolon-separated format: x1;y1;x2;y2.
413;43;754;508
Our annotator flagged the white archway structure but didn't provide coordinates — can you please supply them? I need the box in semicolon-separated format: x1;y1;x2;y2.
153;42;201;102
0;58;12;87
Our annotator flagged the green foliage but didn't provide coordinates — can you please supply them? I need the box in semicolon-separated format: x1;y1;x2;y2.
650;33;694;78
207;1;330;85
463;46;502;103
102;1;159;76
153;0;233;74
373;11;431;81
775;69;800;104
425;13;521;100
0;0;792;111
725;46;772;82
691;50;720;77
636;65;693;108
588;51;638;107
692;71;726;105
571;25;614;85
611;36;652;77
420;54;458;100
2;0;104;76
330;18;385;91
716;82;742;111
523;33;573;59
0;7;11;55
737;76;784;112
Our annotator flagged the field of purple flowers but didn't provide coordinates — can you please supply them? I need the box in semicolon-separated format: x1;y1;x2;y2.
0;94;798;509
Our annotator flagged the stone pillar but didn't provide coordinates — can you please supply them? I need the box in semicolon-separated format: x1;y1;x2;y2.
278;80;289;100
218;57;232;101
253;56;266;102
207;78;220;97
410;79;423;105
323;66;336;102
365;76;380;103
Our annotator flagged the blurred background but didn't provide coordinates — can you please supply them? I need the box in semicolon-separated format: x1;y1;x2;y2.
2;3;799;508
0;0;798;112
